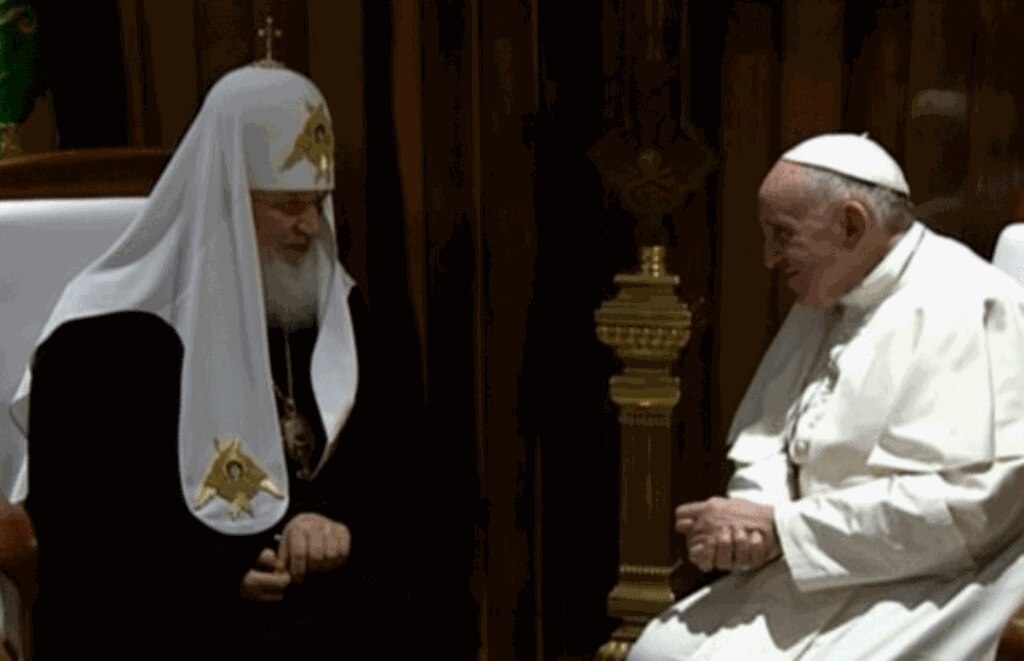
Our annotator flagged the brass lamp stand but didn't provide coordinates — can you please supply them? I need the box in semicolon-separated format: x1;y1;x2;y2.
594;245;691;660
587;122;714;658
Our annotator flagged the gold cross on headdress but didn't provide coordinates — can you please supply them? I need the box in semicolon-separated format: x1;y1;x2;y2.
255;16;284;68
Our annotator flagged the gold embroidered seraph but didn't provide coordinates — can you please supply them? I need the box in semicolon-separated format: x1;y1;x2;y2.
193;436;284;518
282;102;334;182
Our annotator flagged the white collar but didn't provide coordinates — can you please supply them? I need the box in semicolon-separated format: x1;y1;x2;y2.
839;221;925;312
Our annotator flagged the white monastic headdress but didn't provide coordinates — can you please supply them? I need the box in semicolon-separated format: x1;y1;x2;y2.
781;132;911;197
10;64;358;535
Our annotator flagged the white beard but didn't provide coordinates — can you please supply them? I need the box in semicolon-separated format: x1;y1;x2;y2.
260;241;324;330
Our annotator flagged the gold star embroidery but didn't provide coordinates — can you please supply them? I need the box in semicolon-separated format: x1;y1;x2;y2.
282;101;334;183
193;436;284;519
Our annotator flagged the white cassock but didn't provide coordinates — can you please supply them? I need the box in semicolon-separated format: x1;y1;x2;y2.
631;221;1024;660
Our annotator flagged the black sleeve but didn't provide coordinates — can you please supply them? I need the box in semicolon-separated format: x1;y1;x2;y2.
24;312;252;646
305;287;432;576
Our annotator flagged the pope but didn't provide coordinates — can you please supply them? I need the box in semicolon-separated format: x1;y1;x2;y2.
631;133;1024;660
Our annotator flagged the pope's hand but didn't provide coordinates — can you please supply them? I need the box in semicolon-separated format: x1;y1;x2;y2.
240;548;291;602
277;512;351;583
675;497;779;573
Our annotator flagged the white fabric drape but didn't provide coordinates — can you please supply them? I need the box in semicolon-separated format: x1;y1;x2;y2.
0;198;145;503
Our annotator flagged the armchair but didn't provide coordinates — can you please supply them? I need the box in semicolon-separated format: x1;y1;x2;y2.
0;148;167;658
991;222;1024;660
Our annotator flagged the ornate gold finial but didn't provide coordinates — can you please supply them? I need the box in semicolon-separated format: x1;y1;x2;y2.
255;16;284;68
0;124;22;160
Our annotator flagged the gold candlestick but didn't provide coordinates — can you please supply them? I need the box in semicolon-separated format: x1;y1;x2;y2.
594;245;692;659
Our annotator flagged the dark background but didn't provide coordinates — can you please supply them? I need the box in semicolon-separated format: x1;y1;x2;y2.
15;1;1024;658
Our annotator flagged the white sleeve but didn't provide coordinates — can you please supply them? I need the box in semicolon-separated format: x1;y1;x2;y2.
726;452;795;506
775;291;1024;592
776;457;1024;592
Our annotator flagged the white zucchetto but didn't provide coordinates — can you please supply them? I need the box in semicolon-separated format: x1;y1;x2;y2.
781;132;911;197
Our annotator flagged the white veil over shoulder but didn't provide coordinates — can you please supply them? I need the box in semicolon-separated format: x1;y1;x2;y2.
10;64;358;535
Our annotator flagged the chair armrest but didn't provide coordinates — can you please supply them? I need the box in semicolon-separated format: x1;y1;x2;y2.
0;502;36;603
0;502;35;661
998;604;1024;660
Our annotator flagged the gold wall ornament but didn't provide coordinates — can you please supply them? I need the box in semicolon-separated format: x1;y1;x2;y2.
594;245;692;660
193;436;284;518
0;123;21;159
282;102;334;182
588;125;716;225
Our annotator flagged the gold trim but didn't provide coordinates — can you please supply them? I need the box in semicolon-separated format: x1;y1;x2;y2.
282;102;334;182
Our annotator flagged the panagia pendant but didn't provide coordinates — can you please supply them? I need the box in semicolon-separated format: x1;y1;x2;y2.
280;398;315;480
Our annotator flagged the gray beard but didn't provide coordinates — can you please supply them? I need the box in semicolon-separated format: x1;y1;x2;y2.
260;244;322;330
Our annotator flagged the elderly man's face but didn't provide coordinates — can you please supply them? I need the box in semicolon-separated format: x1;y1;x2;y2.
757;162;866;308
250;190;327;265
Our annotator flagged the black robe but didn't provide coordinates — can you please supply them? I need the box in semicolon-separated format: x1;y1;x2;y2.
25;290;432;659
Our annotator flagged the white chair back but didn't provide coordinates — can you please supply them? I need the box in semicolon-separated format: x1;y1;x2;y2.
993;223;1024;283
0;197;145;496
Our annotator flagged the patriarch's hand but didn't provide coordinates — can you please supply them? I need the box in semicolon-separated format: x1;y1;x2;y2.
240;548;291;602
277;512;351;584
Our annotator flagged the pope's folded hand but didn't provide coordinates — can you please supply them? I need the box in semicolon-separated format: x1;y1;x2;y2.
676;497;779;572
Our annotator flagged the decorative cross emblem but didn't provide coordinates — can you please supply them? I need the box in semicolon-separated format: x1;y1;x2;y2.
257;16;283;65
193;435;284;519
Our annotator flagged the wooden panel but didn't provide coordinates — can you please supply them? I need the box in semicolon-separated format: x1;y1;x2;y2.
530;3;620;657
308;0;368;294
35;2;130;148
903;0;975;238
663;0;724;589
775;0;844;325
15;97;58;155
117;0;146;146
962;0;1024;256
478;2;542;658
419;1;483;658
194;0;256;96
715;0;779;462
391;0;427;366
0;148;169;199
308;0;364;158
679;0;731;503
779;0;844;147
601;0;629;127
140;0;200;149
844;1;911;156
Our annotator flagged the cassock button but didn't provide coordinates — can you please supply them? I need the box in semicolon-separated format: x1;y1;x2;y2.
792;439;810;459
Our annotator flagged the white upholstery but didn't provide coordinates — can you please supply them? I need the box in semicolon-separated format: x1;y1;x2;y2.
993;224;1024;285
0;197;145;496
0;197;144;656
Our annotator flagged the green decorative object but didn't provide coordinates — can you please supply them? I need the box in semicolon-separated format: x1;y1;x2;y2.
0;0;43;126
